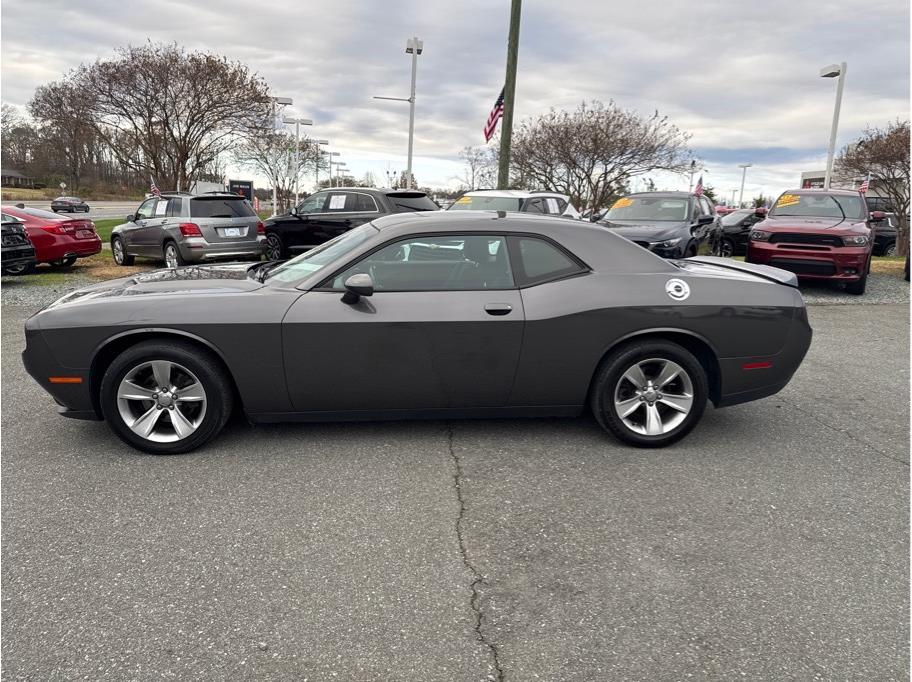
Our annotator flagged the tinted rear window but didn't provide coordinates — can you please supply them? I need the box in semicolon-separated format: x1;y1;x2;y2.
387;193;439;212
189;198;256;218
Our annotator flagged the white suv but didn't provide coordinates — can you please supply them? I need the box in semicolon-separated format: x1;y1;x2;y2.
447;190;581;219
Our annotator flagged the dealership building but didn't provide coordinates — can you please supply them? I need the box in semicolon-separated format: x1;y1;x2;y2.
799;170;892;212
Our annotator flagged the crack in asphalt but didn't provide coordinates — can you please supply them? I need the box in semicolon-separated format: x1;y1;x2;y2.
447;423;505;682
777;396;910;466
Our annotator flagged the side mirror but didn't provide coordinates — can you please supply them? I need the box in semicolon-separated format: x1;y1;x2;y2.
341;273;374;304
870;210;886;222
289;206;298;215
126;214;135;223
697;215;715;226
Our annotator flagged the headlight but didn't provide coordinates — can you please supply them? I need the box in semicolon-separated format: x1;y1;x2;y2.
842;235;869;246
749;230;771;241
649;238;682;248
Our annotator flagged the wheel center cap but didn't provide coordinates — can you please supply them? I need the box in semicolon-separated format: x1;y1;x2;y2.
643;389;658;403
158;393;173;407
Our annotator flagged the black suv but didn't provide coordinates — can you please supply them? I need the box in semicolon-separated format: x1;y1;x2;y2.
719;208;768;256
872;212;901;257
262;188;439;260
597;191;723;258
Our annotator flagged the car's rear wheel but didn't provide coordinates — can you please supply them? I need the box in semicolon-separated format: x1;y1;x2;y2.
163;241;185;268
99;340;233;454
720;238;735;258
883;242;897;257
265;232;286;261
591;340;708;447
49;256;77;268
112;236;134;266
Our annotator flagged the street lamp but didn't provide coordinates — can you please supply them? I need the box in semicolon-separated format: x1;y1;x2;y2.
313;139;329;189
738;164;752;208
820;62;847;190
269;97;293;216
282;116;314;207
334;163;349;187
323;151;340;187
373;36;423;189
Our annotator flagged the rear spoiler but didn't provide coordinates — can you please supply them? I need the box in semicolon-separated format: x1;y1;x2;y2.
686;256;799;287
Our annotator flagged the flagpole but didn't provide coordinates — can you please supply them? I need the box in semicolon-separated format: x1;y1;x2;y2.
497;0;522;189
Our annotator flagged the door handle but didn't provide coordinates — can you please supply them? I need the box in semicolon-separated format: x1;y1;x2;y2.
484;303;513;316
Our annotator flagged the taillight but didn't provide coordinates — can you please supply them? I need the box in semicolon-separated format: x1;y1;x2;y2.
256;221;265;235
179;222;202;237
41;223;73;235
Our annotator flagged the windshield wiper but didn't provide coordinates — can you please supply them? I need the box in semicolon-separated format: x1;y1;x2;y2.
829;197;846;220
247;260;282;283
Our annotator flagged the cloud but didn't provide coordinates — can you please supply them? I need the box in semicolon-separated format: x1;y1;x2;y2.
2;0;908;193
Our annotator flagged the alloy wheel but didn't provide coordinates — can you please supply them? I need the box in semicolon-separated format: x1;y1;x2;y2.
116;360;207;443
884;243;897;257
113;239;125;264
265;234;282;261
165;244;179;269
613;358;694;436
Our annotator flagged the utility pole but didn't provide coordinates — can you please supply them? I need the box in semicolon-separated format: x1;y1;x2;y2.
374;37;423;190
497;0;522;189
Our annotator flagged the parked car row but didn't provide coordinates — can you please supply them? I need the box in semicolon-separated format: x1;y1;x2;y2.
1;205;101;274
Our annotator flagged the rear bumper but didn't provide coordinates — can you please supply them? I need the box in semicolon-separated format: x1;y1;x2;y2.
36;236;102;262
746;241;869;280
178;237;266;263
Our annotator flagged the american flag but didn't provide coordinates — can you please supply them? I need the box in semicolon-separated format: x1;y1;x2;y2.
484;87;505;142
150;175;161;197
858;174;870;194
694;175;704;196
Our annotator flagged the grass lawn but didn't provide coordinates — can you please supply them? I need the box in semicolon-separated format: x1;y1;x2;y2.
92;218;121;242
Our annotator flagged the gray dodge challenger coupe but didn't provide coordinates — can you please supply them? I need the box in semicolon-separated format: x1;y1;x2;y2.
23;211;812;454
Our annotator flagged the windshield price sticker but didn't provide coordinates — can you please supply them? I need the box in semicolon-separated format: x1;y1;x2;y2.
329;195;346;210
612;198;634;209
455;196;472;204
776;194;801;208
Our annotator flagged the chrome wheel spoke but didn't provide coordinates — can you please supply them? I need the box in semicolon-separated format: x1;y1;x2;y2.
654;360;681;388
622;363;647;388
175;381;205;402
659;393;693;414
132;406;164;437
644;404;663;436
615;396;642;419
119;380;156;401
150;361;172;389
169;407;196;439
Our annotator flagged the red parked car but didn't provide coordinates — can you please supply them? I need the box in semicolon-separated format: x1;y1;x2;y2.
746;189;877;295
1;205;102;272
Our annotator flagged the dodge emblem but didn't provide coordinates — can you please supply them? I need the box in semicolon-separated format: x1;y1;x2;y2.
665;278;690;301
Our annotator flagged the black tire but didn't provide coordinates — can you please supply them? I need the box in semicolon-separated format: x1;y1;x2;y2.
590;340;709;448
3;262;34;276
163;241;185;268
685;244;698;258
112;236;134;266
99;340;233;454
49;256;77;268
264;232;286;261
51;208;58;213
883;242;896;257
720;238;736;258
845;271;867;295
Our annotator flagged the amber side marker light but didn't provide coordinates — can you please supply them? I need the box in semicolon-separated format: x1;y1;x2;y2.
742;361;772;371
49;377;82;384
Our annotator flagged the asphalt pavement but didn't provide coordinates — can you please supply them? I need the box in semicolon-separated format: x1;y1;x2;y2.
1;302;908;680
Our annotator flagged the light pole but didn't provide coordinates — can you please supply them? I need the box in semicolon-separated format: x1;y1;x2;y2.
282;116;313;207
313;140;329;190
373;36;423;189
820;62;847;190
737;164;752;208
270;97;293;216
323;152;340;187
334;163;349;187
730;189;737;207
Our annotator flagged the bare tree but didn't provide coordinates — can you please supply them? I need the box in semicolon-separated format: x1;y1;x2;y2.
233;131;326;211
836;120;910;256
458;146;497;190
511;100;693;211
34;42;273;191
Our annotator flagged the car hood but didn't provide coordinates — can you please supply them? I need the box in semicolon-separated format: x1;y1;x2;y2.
760;216;864;231
598;220;687;241
45;263;265;309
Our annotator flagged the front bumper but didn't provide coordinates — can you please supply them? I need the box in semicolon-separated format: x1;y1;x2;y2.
2;244;37;267
22;323;101;420
178;237;266;263
746;241;869;280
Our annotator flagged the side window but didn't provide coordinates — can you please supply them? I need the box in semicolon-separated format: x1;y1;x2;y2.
296;193;327;214
350;193;379;212
167;197;184;217
154;199;169;217
330;235;513;291
545;197;561;214
701;197;715;216
135;199;158;220
509;236;586;286
554;198;567;215
326;193;350;212
524;198;547;214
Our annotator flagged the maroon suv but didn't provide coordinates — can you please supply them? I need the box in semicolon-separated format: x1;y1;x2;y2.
746;189;880;295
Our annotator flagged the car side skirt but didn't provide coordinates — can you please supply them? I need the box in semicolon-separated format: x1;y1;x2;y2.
246;405;583;424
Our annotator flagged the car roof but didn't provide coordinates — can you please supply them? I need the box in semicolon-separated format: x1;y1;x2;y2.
626;191;696;199
313;187;429;196
461;189;568;199
783;188;861;196
369;209;608;235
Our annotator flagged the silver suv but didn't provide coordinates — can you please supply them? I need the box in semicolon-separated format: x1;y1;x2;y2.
111;192;265;268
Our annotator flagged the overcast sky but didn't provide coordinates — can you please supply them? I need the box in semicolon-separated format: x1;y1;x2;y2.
2;0;909;198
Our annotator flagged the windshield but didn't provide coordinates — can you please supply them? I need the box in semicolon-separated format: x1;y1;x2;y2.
448;195;523;212
266;223;378;284
770;192;865;219
605;196;689;221
721;209;754;226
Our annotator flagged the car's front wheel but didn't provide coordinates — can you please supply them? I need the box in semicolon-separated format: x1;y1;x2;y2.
883;242;897;257
591;340;708;447
720;238;736;258
112;236;134;266
2;262;34;276
99;340;233;454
